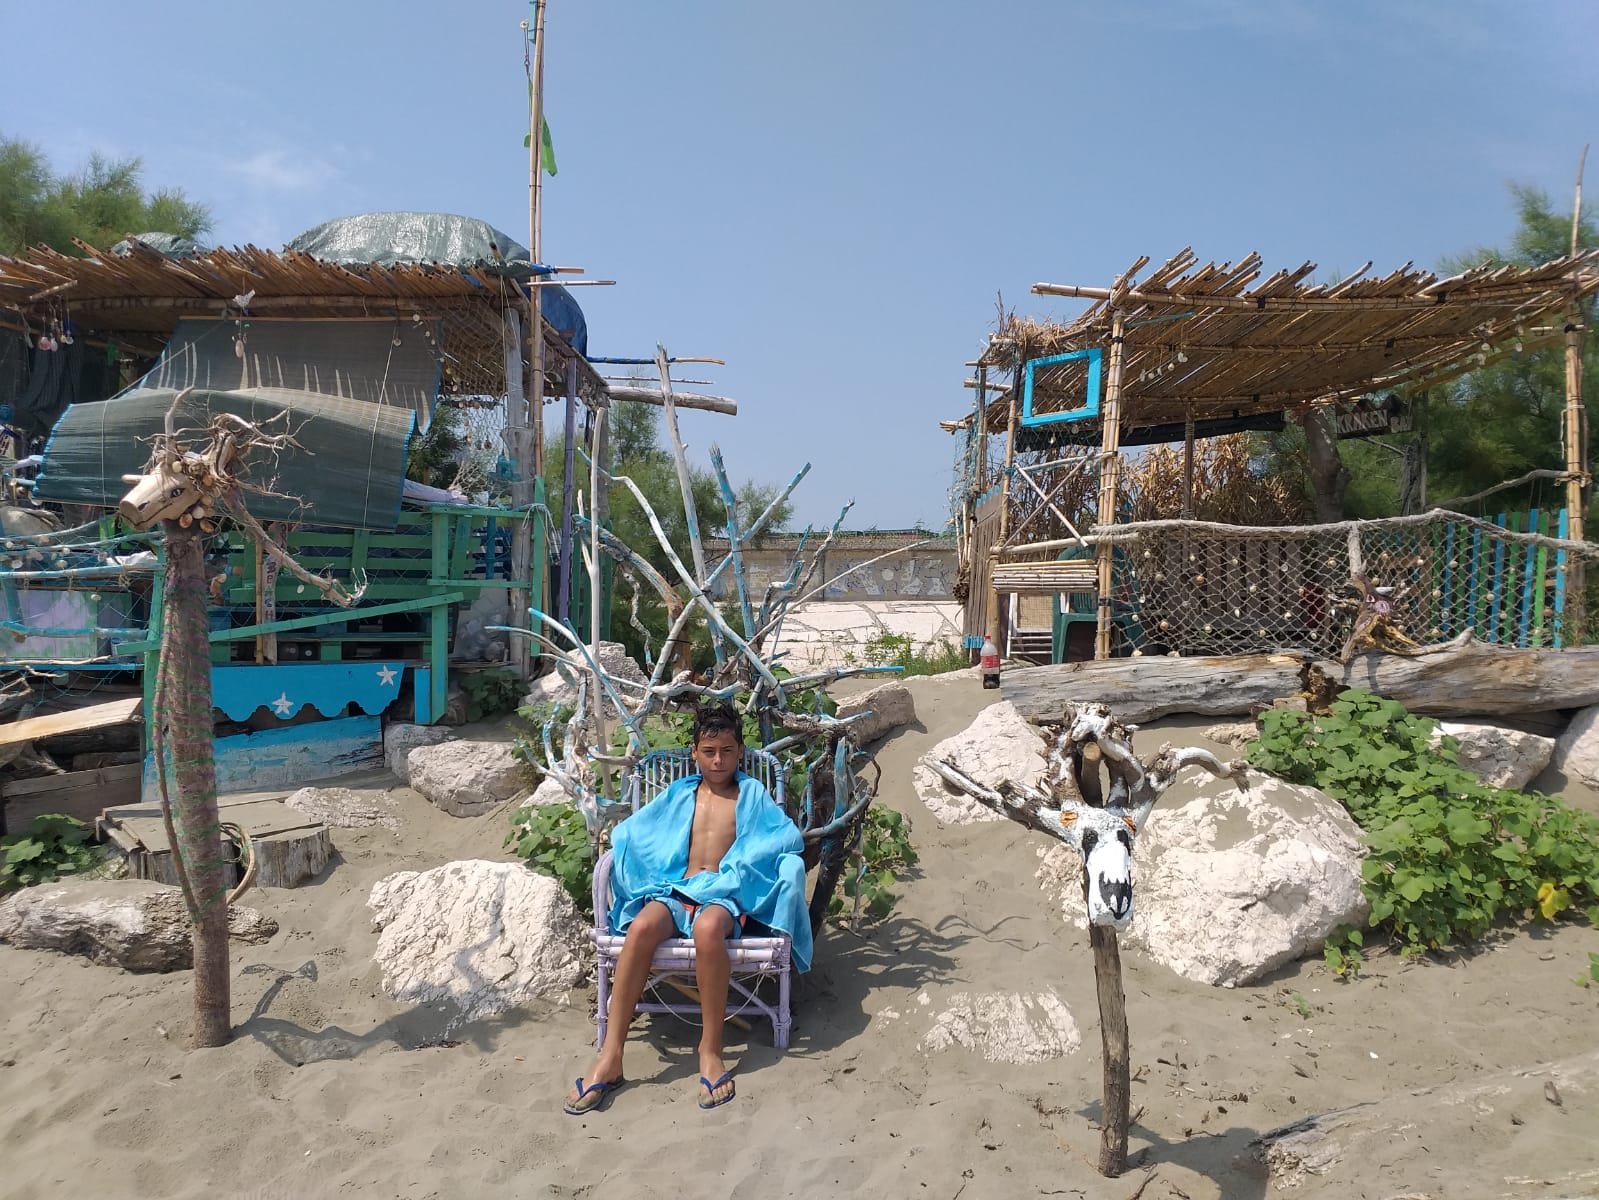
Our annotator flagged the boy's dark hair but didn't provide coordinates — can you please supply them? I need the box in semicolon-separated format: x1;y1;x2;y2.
690;701;743;746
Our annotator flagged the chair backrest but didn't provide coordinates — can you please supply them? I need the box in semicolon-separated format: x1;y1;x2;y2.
625;746;786;815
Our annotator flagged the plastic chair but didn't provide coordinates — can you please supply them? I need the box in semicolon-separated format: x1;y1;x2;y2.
590;747;795;1050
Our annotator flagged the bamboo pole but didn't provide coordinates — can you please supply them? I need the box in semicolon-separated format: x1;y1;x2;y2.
1180;406;1196;520
525;1;550;647
987;354;1023;657
1565;146;1590;584
558;351;579;625
1095;312;1128;659
506;310;534;677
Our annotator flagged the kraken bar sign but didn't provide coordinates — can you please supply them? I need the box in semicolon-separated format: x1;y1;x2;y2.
1334;394;1413;440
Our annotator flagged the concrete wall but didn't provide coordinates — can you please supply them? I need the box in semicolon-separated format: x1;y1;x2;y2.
704;534;963;669
705;534;958;602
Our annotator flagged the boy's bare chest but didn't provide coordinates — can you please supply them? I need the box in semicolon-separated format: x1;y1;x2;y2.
685;786;738;869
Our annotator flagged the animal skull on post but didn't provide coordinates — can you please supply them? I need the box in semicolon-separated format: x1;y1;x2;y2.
932;701;1246;930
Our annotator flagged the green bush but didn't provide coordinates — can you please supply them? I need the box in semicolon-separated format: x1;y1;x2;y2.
1;814;97;891
857;632;968;678
1247;689;1599;975
460;668;522;722
506;801;594;915
830;805;920;923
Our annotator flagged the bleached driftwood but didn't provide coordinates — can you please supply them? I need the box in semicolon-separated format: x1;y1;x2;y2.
1003;642;1599;724
1002;654;1307;724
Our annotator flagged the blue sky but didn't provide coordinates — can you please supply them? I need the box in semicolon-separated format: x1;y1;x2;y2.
5;1;1595;531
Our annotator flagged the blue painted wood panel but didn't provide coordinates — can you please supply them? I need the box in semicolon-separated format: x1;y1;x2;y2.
210;662;406;722
143;714;383;799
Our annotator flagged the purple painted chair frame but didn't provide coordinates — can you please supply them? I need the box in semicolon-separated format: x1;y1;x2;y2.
590;747;794;1050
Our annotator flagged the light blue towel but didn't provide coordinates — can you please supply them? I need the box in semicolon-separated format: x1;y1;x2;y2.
609;771;814;973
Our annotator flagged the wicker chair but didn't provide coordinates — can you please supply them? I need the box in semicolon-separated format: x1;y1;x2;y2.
590;747;795;1050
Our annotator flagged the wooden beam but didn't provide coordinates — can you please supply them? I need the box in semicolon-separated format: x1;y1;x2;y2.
602;385;738;417
0;697;142;749
1095;311;1128;659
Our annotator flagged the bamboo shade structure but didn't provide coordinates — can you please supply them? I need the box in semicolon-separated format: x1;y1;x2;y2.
971;248;1599;430
0;238;606;402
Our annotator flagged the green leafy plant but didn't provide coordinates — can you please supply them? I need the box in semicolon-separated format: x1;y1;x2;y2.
460;668;522;722
831;805;920;923
1;814;97;891
506;801;594;915
1248;689;1599;976
861;632;968;678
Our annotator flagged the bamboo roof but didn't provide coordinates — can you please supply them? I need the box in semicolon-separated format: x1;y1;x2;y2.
969;248;1599;432
0;238;605;402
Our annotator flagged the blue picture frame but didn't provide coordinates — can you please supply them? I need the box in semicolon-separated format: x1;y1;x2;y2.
1020;347;1103;427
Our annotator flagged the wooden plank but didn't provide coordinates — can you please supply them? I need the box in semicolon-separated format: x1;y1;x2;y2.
0;697;142;749
2;762;142;833
1531;510;1550;646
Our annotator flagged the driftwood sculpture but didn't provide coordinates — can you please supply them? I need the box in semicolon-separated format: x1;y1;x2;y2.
504;370;901;932
928;702;1245;1178
118;389;360;1047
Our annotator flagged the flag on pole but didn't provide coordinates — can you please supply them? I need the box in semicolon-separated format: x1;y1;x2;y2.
524;82;557;175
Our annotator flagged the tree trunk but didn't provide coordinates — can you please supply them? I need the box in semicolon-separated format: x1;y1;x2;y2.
158;521;231;1047
1003;653;1307;725
1300;408;1348;522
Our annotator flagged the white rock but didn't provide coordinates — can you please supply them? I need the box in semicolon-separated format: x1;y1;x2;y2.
1039;770;1368;987
384;723;455;784
920;990;1081;1063
407;739;527;817
0;879;277;972
1554;704;1599;790
523;641;648;718
1204;721;1260;749
1432;721;1555;790
367;860;587;1023
285;785;400;829
912;701;1044;824
519;774;569;808
836;681;917;745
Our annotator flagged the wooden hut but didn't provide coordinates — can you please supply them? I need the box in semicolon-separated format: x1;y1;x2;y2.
950;248;1599;663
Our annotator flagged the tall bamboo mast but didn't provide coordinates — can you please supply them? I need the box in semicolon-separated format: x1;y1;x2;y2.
1095;311;1128;659
510;1;549;677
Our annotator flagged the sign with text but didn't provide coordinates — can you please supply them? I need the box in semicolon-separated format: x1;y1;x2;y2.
1334;396;1412;440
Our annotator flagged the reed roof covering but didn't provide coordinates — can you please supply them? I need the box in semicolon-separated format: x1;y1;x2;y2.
0;238;605;402
971;247;1599;433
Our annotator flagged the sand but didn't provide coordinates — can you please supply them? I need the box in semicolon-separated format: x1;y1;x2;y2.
4;676;1599;1200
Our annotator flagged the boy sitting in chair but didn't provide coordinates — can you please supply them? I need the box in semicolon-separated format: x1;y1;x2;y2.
565;701;814;1114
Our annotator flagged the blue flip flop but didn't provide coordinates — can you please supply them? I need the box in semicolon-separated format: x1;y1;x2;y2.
564;1076;626;1115
698;1070;736;1110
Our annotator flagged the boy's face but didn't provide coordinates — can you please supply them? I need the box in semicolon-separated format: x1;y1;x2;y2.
691;728;742;784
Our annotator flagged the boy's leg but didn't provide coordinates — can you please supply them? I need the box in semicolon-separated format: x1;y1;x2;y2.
569;900;675;1103
692;905;735;1105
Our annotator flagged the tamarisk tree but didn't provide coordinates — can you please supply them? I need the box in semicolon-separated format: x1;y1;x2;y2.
119;390;360;1046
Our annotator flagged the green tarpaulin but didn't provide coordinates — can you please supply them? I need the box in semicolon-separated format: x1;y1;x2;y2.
34;387;415;530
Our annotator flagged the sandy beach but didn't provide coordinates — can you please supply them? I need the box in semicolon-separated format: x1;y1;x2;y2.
4;673;1599;1200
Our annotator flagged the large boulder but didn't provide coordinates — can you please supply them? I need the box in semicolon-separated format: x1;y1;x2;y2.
384;722;455;784
367;860;587;1024
523;641;648;718
912;701;1044;825
836;680;917;745
407;739;527;817
1554;704;1599;790
1432;721;1555;790
1038;770;1368;987
0;879;278;972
